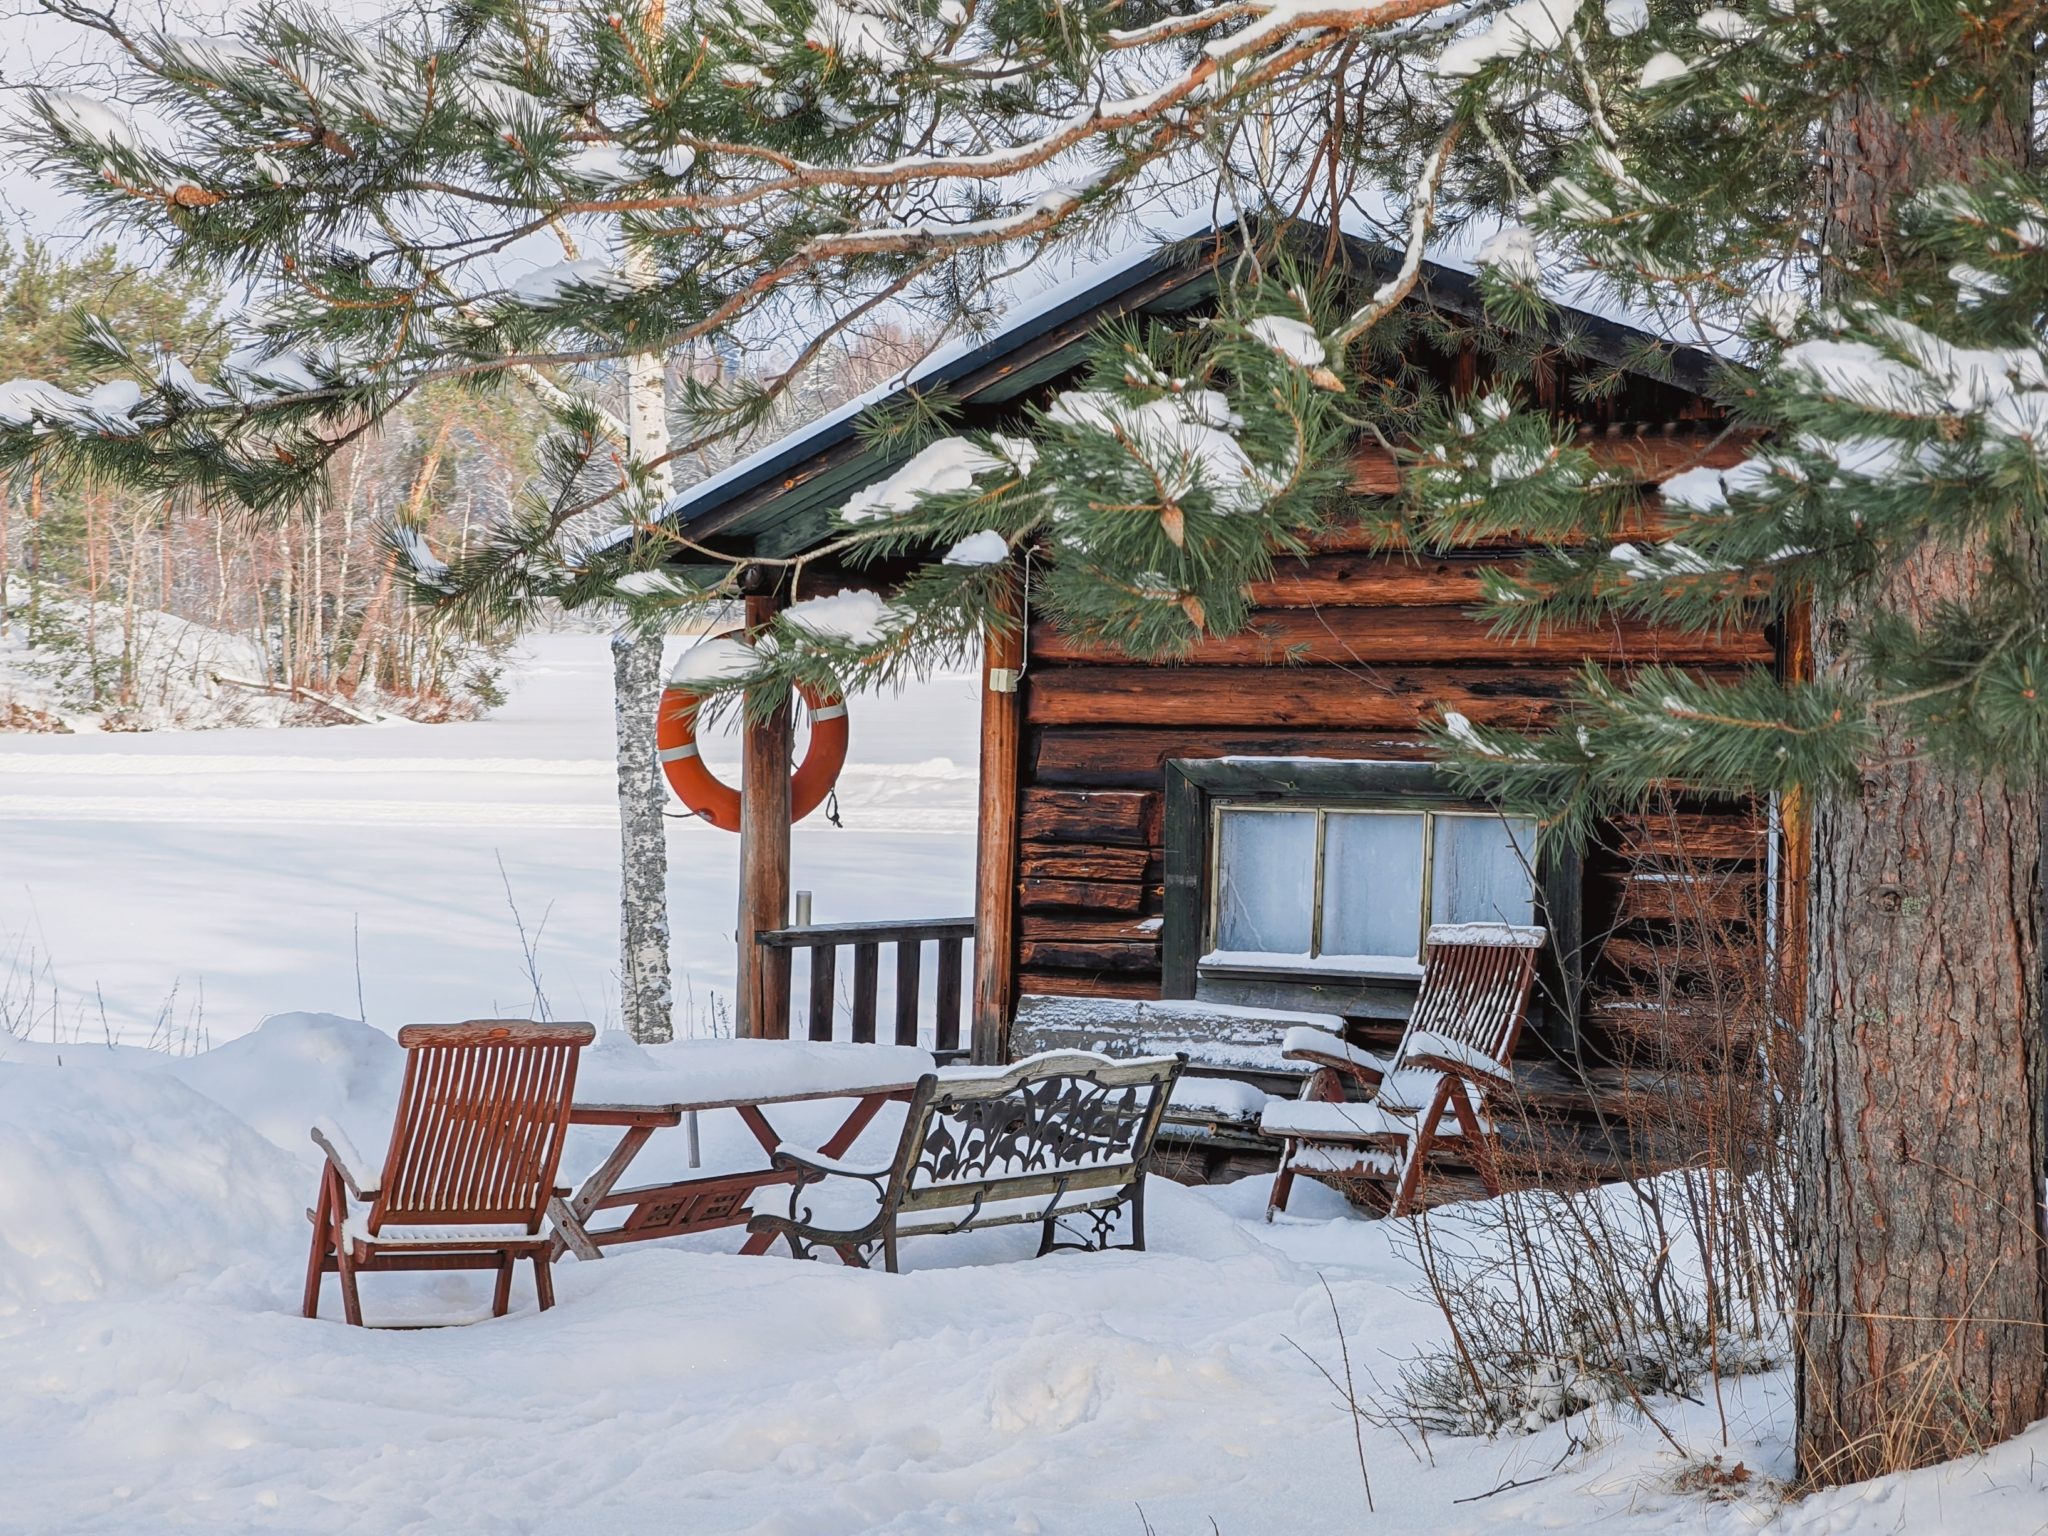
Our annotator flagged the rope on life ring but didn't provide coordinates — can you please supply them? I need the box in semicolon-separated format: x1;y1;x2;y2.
655;630;849;833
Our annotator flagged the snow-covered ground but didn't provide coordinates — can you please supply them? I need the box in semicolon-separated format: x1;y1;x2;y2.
5;638;2047;1534
5;1013;2047;1535
0;632;982;1042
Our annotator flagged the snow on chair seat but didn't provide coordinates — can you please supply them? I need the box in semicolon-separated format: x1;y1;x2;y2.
1259;1098;1491;1142
1263;923;1543;1221
341;1218;543;1247
747;1050;1185;1272
1293;1144;1405;1179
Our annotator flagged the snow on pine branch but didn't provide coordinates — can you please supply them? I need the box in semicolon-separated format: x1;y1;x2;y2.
840;436;1038;524
1433;0;1578;78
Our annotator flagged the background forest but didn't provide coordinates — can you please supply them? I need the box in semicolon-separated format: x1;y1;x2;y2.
0;236;920;730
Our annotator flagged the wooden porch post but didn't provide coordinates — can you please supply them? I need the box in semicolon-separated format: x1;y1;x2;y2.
970;568;1024;1065
737;585;793;1039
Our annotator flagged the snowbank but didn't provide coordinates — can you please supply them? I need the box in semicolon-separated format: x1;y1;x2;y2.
175;1011;404;1162
0;1065;303;1314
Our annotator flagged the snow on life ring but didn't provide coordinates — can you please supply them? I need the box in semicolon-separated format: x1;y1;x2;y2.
656;630;848;833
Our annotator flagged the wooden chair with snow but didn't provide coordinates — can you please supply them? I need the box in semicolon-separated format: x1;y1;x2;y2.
1259;923;1544;1220
303;1019;594;1325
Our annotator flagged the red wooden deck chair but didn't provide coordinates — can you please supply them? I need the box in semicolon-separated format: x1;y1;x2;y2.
303;1019;594;1325
1260;924;1544;1219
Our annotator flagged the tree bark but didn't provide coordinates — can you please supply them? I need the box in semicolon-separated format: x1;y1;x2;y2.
1797;90;2047;1484
613;632;673;1042
616;241;676;1044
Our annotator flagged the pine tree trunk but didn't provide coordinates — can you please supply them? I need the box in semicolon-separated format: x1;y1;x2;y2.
613;632;673;1042
1797;90;2047;1484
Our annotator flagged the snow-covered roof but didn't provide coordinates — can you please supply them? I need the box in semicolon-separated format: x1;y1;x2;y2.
649;221;1221;540
653;214;1721;552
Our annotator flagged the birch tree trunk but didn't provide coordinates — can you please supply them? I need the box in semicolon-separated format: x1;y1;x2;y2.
615;243;675;1044
1;473;11;639
1796;88;2048;1484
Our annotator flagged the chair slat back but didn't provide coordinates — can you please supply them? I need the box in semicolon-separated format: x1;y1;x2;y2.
1394;924;1545;1071
368;1020;595;1234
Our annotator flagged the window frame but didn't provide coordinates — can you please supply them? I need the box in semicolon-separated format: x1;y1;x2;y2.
1162;757;1582;1048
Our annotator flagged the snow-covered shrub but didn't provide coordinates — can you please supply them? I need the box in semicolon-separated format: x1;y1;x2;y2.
1391;809;1794;1439
1394;1172;1787;1437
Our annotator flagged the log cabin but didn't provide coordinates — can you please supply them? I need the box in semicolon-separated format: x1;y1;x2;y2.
651;224;1783;1179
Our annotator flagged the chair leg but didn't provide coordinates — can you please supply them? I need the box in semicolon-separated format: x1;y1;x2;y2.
1128;1180;1147;1251
492;1256;515;1318
1267;1143;1298;1222
531;1254;555;1312
336;1246;365;1327
882;1224;900;1275
303;1169;336;1319
1388;1134;1431;1219
1446;1087;1504;1197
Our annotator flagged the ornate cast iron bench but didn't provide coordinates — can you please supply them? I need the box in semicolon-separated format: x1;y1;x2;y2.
746;1050;1185;1272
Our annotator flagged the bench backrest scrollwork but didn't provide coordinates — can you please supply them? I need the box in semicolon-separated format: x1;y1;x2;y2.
888;1051;1185;1220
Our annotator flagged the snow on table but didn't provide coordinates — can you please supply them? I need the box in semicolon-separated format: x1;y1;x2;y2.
572;1032;934;1109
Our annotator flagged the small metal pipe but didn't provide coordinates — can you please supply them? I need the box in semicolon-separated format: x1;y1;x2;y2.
794;889;813;927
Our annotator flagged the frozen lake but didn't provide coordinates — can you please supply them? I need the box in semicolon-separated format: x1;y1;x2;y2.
0;634;982;1043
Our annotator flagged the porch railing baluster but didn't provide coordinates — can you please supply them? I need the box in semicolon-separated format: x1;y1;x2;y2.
852;943;879;1042
934;938;963;1055
756;918;975;1058
806;942;835;1042
894;941;921;1046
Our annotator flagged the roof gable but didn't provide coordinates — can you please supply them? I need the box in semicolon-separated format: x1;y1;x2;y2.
654;223;1724;566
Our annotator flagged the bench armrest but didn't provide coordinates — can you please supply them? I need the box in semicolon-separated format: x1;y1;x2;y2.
310;1119;380;1200
770;1143;893;1182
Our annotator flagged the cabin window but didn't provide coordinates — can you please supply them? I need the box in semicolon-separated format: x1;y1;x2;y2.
1160;756;1580;1041
1206;804;1537;978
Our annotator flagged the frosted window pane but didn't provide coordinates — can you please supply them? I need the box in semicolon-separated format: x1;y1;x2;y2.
1321;813;1426;961
1431;815;1538;927
1214;811;1316;954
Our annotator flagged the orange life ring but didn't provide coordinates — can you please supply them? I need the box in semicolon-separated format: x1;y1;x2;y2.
656;631;848;833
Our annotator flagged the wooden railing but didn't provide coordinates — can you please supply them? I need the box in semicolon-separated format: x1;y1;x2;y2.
756;918;976;1055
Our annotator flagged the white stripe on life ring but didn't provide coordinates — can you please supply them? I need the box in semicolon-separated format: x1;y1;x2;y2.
810;703;848;722
657;743;701;762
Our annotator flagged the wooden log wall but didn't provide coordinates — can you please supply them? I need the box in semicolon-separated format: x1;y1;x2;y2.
1009;476;1776;1061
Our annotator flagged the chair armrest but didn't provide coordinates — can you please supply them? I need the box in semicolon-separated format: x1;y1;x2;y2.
1403;1031;1515;1087
569;1103;685;1128
1281;1026;1391;1088
1402;1051;1514;1088
310;1120;380;1200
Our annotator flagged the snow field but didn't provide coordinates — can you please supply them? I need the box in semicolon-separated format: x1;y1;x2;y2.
0;633;982;1041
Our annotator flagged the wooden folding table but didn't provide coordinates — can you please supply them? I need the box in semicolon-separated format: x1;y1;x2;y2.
551;1079;918;1259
